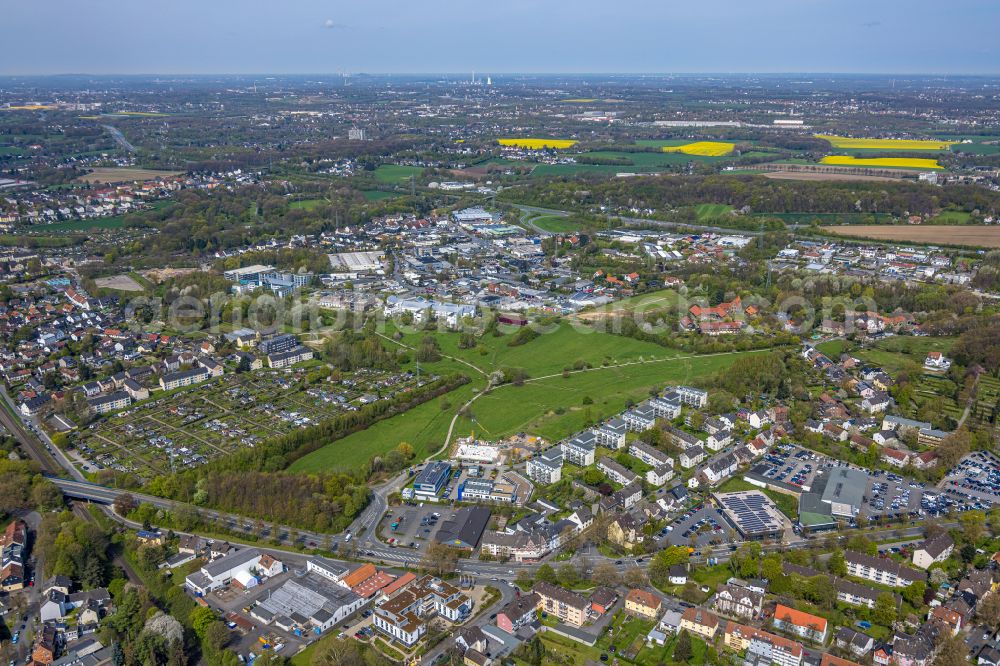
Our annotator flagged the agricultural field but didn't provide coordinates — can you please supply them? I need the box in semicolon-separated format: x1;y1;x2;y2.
498;138;578;149
760;170;901;183
948;137;1000;155
819;156;942;169
75;167;183;183
662;141;735;156
372;164;424;184
816;135;956;151
73;366;430;480
825;225;1000;248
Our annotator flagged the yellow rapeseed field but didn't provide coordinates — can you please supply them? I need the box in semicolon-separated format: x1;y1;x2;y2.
661;141;735;157
3;105;57;111
815;135;955;151
820;155;943;169
498;138;578;150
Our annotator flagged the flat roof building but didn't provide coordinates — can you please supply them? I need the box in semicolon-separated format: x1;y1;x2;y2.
819;467;868;518
435;507;491;550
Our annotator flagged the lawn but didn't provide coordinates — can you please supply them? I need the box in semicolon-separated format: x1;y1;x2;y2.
361;190;401;201
289;198;326;210
932;209;972;224
373;164;424;184
695;203;734;220
815;339;849;358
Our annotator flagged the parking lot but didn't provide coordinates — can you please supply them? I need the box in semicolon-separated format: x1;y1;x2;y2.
662;504;732;549
864;470;926;520
939;451;1000;509
202;570;312;660
750;445;823;492
380;504;446;550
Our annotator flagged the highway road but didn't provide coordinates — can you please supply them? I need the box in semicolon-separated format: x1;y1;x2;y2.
102;124;137;153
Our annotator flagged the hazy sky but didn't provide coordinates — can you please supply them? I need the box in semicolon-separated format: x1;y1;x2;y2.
4;0;998;75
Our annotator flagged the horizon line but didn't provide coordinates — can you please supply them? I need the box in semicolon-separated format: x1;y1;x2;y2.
3;71;1000;78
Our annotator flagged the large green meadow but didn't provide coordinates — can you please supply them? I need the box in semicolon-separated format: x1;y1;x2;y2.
290;320;759;473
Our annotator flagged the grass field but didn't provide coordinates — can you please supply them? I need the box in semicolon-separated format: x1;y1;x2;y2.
662;141;735;157
22;216;130;232
695;203;734;219
931;209;972;224
816;135;956;151
531;215;584;232
820;156;941;170
361;190;401;201
372;164;424;184
291;321;760;472
950;141;1000;155
498;138;577;149
75;167;183;183
459;351;751;442
575;288;679;321
289;198;325;210
825;225;1000;248
815;339;849;358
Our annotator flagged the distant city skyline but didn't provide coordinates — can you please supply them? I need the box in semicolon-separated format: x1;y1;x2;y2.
5;0;999;76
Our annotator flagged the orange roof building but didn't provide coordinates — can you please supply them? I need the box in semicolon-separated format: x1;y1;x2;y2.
341;563;377;589
822;654;863;666
352;571;395;599
380;572;417;600
772;604;828;642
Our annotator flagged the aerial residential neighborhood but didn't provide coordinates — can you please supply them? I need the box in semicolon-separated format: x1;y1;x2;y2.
3;5;1000;665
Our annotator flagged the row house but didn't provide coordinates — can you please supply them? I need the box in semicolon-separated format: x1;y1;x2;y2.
597;456;639;486
845;551;927;588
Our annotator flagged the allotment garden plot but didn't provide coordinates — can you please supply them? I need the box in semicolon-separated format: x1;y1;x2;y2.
71;367;428;480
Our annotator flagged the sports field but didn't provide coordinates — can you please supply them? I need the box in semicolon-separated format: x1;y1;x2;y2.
76;167;183;183
531;215;584;233
499;138;578;149
372;164;423;184
815;135;956;151
820;156;942;169
825;225;1000;248
695;203;734;219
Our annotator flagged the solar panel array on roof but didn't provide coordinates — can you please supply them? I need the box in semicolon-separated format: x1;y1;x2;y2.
717;491;782;535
